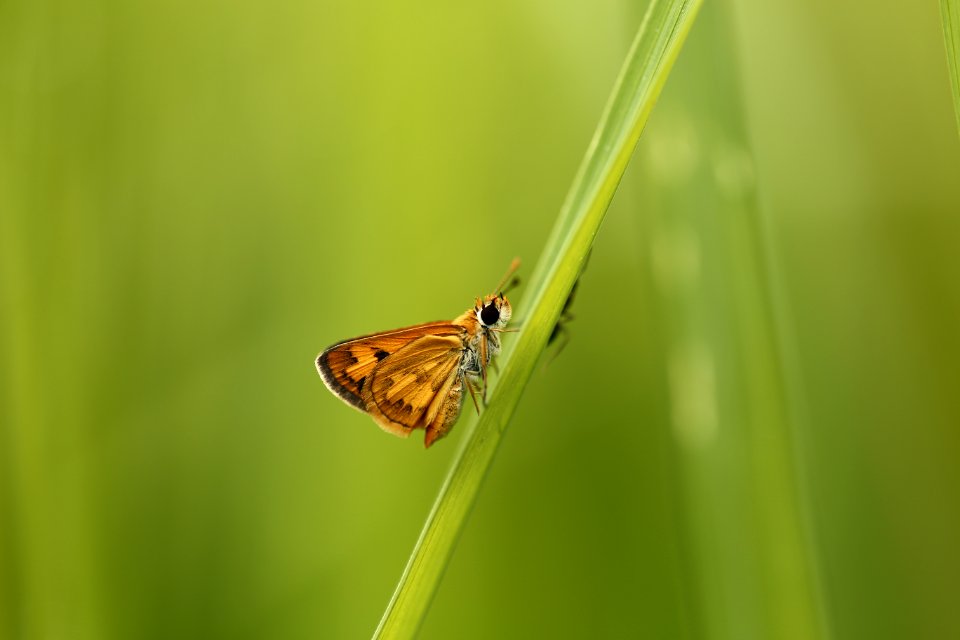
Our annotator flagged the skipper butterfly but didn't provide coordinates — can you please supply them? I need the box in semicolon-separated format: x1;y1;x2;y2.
316;259;520;447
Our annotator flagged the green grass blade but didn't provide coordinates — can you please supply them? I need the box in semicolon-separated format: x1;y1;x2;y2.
372;0;703;637
943;0;960;136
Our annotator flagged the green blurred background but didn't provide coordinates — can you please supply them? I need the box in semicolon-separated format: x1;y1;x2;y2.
1;0;958;638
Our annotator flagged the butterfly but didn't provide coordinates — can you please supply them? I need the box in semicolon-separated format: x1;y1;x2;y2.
316;259;520;448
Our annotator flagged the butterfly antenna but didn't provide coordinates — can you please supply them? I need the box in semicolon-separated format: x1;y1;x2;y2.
495;257;521;294
501;275;521;295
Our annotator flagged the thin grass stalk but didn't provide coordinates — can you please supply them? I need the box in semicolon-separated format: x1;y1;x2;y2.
941;0;960;137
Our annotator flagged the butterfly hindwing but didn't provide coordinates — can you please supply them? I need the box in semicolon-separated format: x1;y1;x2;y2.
368;335;464;428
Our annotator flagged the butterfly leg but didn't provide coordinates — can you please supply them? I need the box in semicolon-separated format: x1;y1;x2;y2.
479;336;489;404
463;373;482;416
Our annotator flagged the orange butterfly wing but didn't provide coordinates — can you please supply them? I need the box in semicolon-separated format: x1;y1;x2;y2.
316;322;466;439
368;335;464;428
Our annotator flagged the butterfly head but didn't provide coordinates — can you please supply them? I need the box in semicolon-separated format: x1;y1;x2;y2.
476;293;512;329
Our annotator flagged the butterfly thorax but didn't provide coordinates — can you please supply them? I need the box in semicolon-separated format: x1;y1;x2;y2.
456;292;511;376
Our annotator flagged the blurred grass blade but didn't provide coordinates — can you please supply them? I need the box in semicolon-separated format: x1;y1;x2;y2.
942;0;960;136
372;0;703;637
635;1;827;637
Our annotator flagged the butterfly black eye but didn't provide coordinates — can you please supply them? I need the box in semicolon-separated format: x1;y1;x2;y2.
480;303;500;326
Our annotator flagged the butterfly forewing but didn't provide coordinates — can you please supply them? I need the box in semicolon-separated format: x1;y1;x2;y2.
317;321;461;410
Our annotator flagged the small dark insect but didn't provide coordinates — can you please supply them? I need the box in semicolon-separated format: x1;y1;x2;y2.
546;252;591;360
548;279;580;348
